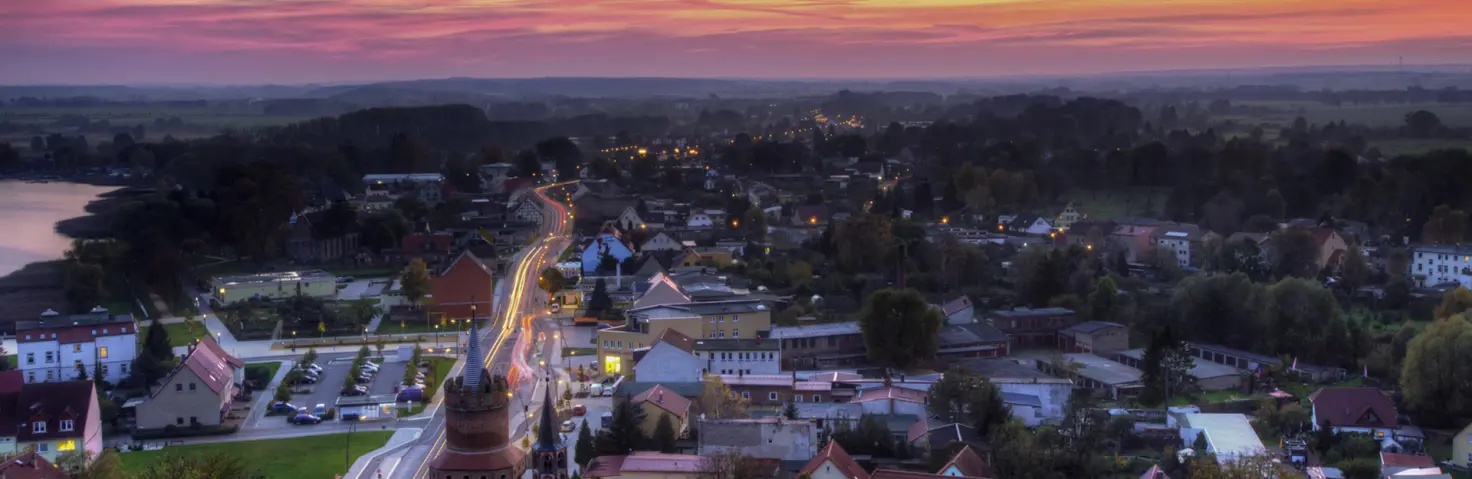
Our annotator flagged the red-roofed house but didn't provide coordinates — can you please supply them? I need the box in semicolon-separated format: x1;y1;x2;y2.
1380;452;1436;477
1308;387;1401;446
870;443;997;478
430;250;496;323
0;450;70;479
631;385;692;439
0;377;102;464
135;340;240;430
798;441;870;479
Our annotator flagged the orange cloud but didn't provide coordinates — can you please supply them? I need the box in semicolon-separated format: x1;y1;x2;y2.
0;0;1467;82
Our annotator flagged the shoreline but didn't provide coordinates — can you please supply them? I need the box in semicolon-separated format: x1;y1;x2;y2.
0;178;144;284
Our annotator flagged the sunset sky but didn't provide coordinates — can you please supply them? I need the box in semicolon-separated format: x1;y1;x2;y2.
1;0;1468;84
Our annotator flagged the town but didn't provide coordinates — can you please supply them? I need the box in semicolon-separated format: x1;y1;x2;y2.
1;80;1472;479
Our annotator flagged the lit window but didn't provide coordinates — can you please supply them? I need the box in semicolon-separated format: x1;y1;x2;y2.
57;440;75;452
99;347;108;358
73;344;81;353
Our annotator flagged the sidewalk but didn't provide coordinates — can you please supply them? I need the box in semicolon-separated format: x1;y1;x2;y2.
345;428;421;479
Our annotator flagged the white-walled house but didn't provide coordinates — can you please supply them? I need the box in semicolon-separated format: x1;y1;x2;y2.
1150;223;1215;269
631;330;701;383
686;212;714;228
640;232;684;252
693;338;780;376
16;308;137;385
1410;244;1472;287
1308;387;1405;450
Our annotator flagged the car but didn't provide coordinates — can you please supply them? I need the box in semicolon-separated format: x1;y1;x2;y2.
313;404;327;416
358;364;379;373
364;360;380;368
336;276;355;283
397;387;424;402
561;420;575;432
291;412;322;425
341;386;368;396
401;381;426;390
270;402;299;414
301;363;322;374
356;373;372;383
292;375;318;385
300;369;320;378
572;404;586;416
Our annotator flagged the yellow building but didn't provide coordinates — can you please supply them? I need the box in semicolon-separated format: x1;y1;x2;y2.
596;299;771;375
211;270;337;304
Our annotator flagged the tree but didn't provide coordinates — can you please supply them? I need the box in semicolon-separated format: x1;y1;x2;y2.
857;288;943;368
653;414;678;453
1139;326;1195;406
1404;110;1443;138
1340;244;1369;292
274;386;291;404
1434;287;1472;320
132;451;263;479
536;136;583;180
575;419;596;468
1401;313;1472;426
514;150;542;177
539;267;568;299
783;400;799;420
1268;227;1321;279
400;258;431;309
360;209;410;253
787;260;813;287
64;261;106;313
595;399;647;454
587;278;612;316
58;449;124;479
697;450;773;479
393;196;430;222
144;319;175;361
1087;276;1120;323
75;362;88;381
923;368;1012;438
1186;451;1290;478
699;375;749;419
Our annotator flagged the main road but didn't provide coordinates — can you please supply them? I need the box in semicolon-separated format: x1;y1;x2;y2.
365;181;575;479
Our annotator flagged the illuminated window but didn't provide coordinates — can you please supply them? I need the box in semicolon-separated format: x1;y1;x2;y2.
56;440;75;452
99;347;108;358
73;344;82;353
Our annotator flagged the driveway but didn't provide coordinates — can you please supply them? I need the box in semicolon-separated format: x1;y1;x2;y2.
368;360;408;396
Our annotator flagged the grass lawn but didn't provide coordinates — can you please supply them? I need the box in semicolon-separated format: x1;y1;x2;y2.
561;347;596;358
2;356;14;369
245;361;282;384
398;356;456;417
161;320;208;347
118;431;392;479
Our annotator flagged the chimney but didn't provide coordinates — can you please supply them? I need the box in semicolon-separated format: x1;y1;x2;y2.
882;369;892;387
658;390;664;404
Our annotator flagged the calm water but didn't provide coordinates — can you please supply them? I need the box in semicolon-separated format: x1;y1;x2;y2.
0;181;119;276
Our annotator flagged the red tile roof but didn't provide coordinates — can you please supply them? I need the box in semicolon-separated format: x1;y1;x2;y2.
654;329;696;353
1307;387;1399;429
0;370;23;395
1381;452;1434;468
798;441;869;479
17;323;136;344
195;335;243;369
582;455;627;478
631;385;691;421
0;450;69;479
941;445;995;478
401;233;453;254
178;344;234;395
853;386;929;404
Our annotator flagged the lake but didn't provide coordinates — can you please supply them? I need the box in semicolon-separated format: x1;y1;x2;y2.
0;181;118;277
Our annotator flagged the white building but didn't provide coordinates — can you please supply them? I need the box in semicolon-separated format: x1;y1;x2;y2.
1174;413;1267;464
1410;244;1472;287
1151;223;1213;269
686;212;714;228
630;329;701;383
693;338;781;376
16;308;137;385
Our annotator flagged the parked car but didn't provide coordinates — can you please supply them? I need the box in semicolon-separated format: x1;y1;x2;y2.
300;369;320;378
400;381;426;390
341;411;361;421
290;375;318;385
313;404;327;416
359;365;379;373
291;412;322;425
341;386;368;396
336;276;355;283
301;363;322;374
572;404;586;416
561;420;575;432
270;402;299;414
397;387;424;402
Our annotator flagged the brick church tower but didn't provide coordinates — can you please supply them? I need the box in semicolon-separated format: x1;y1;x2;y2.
430;319;525;479
528;380;568;479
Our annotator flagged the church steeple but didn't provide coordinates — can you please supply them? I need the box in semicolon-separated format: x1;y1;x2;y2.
462;317;484;390
530;375;568;479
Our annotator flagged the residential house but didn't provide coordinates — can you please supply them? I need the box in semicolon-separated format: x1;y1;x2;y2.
614;206;647;232
630;385;691;439
990;307;1078;349
392;232;453;264
1110;218;1163;264
955;358;1073;423
1004;214;1054;236
1308;227;1349;273
640;232;683;252
631;330;701;383
0;449;69;479
1174;413;1267;465
936;445;994;478
1139;465;1171;479
0;373;103;463
722;374;833;406
1150;223;1217;269
15;308;136;385
1057;321;1129;355
597;299;771;375
477;163;514;193
511;199;544;224
771;322;867;370
797;442;870;479
1410;244;1472;288
686;211;715;228
694;338;780;376
135;339;240;430
583;452;717;479
794;205;831;226
696;418;818;461
1054;202;1082;229
1308;387;1404;449
429;250;495;323
907;422;981;460
284;210;360;264
582;233;635;274
631;274;694;310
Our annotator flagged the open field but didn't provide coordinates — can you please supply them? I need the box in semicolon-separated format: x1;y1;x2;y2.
117;431;393;479
1225;101;1472;129
160;320;207;347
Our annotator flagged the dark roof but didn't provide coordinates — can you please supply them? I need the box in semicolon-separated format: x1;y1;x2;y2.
925;423;981;450
11;380;95;442
951;358;1052;380
1381;452;1434;468
937;323;1009;348
941;445;995;479
0;450;69;479
1059;321;1125;335
196;335;243;369
991;307;1075;318
631;385;692;421
692;338;780;352
1000;392;1043;408
533;386;565;453
612;381;704;399
1308;387;1399;429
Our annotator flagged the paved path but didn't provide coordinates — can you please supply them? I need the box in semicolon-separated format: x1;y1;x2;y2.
346;428;422;479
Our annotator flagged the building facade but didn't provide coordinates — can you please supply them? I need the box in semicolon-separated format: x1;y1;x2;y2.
1411;244;1472;287
16;308;136;385
135;341;239;430
693;338;781;376
430;321;526;479
989;307;1078;350
0;375;103;464
771;322;867;370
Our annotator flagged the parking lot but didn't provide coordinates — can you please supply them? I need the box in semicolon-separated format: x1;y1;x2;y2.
257;353;401;428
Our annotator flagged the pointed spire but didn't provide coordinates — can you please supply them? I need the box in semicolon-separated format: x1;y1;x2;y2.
534;377;563;452
462;317;484;390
